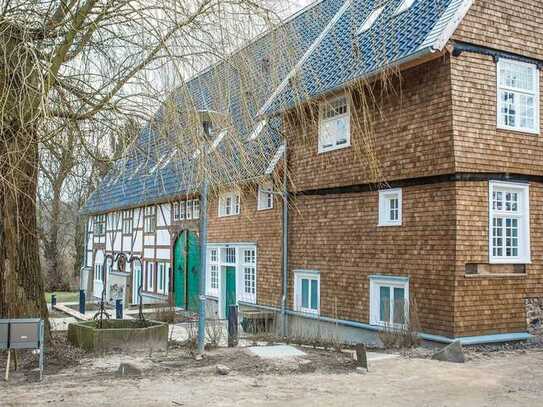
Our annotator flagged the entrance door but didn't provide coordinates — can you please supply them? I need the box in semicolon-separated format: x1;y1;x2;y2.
173;230;200;310
186;231;200;312
225;266;236;318
173;231;186;308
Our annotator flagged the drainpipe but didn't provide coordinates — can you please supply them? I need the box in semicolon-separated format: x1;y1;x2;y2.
281;139;289;337
197;179;208;355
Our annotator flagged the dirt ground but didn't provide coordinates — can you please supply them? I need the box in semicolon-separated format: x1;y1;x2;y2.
1;337;543;407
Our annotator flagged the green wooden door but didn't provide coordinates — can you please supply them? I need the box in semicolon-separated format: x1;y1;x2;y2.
173;231;186;308
187;231;200;312
225;266;236;318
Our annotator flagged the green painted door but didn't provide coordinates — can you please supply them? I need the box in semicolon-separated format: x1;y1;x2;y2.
187;231;200;312
225;266;236;318
173;231;186;308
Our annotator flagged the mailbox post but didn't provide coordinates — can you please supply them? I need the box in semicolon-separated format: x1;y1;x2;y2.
1;319;44;382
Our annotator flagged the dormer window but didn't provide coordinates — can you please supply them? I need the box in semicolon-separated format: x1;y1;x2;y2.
357;6;385;34
203;120;213;137
394;0;416;15
318;94;350;153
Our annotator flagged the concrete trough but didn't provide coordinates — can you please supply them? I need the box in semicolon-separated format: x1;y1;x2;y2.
67;319;168;353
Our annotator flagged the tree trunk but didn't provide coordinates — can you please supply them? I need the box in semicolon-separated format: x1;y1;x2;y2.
44;182;66;291
0;126;49;331
73;211;86;278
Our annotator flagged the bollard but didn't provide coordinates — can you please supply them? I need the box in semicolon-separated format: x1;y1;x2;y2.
51;294;56;307
79;289;86;314
227;305;238;347
115;299;123;319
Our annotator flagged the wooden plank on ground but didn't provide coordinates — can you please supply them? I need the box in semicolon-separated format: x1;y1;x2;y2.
53;303;92;321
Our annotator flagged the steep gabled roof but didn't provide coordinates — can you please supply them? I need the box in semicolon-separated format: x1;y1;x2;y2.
82;0;473;215
82;0;344;215
261;0;473;115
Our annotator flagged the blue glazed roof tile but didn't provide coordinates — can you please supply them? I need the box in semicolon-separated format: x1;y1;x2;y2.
83;0;472;215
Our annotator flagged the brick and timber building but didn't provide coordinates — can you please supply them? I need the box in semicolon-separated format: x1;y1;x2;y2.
81;0;543;344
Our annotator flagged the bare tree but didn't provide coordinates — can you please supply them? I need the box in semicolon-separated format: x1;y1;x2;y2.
0;0;281;327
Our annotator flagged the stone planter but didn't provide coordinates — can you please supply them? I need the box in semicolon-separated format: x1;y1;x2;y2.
68;319;168;352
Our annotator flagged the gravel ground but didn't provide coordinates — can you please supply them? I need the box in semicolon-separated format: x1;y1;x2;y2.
2;333;543;406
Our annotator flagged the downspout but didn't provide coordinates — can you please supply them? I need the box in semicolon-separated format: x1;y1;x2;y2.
281;139;289;337
81;216;89;291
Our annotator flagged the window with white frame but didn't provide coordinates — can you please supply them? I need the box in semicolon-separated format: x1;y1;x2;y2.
193;199;200;219
394;0;416;15
294;271;320;314
144;206;156;233
378;188;402;226
497;58;539;134
186;200;193;220
94;264;104;282
107;212;119;230
94;215;106;236
122;210;133;234
369;276;409;327
173;202;180;221
222;247;236;264
257;183;274;210
318;95;350;153
146;261;154;292
489;181;530;263
242;248;256;303
157;262;166;294
218;192;240;217
207;248;219;297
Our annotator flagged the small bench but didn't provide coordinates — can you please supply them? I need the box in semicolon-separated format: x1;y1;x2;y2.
0;319;44;381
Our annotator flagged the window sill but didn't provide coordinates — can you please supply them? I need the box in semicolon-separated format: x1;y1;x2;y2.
465;273;526;278
257;206;273;211
496;125;539;136
489;258;531;265
218;214;240;218
318;142;351;155
377;222;402;227
297;307;319;316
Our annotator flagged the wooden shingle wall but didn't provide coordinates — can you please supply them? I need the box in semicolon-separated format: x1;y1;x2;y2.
453;0;543;61
288;183;457;337
206;189;284;307
449;0;543;336
286;56;455;192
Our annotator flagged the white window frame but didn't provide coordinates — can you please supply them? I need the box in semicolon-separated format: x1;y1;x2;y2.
172;202;180;221
488;181;531;264
241;248;257;304
207;248;220;297
257;183;274;211
122;210;133;234
157;262;166;294
318;94;351;153
186;200;193;220
94;264;103;282
496;58;540;134
146;261;154;292
378;188;402;226
218;192;240;217
144;206;156;233
369;275;409;327
193;199;200;219
294;270;320;315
